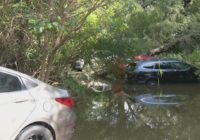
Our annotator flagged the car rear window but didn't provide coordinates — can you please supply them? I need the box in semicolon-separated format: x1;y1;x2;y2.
172;62;191;70
21;77;38;89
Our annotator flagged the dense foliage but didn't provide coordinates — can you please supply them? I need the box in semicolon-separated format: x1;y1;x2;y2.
0;0;200;82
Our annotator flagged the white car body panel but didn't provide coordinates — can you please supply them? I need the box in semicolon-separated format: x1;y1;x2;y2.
0;67;75;140
0;89;35;140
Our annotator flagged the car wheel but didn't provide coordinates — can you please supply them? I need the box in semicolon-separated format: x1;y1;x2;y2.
146;79;158;87
16;125;54;140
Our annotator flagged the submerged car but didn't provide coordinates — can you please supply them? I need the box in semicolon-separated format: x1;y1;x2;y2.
116;55;156;79
0;66;75;140
126;59;199;85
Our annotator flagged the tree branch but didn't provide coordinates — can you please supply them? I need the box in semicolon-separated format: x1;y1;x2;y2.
51;0;106;53
149;34;192;55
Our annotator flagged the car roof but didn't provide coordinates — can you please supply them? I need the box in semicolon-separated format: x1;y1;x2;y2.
140;58;181;63
0;66;42;84
135;58;183;69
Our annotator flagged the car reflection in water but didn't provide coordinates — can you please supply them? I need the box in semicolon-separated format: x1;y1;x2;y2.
73;83;200;140
134;94;188;107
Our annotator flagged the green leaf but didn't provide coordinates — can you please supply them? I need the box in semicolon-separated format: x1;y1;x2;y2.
64;3;68;8
57;16;61;21
39;26;44;33
52;22;62;31
47;23;53;29
28;19;36;24
52;22;60;27
12;3;20;8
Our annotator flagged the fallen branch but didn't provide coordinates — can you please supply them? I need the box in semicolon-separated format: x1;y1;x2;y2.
149;34;192;56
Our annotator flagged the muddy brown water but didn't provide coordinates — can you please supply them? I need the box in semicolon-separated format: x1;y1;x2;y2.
72;84;200;140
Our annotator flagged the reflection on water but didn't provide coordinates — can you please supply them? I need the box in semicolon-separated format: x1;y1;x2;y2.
72;84;200;140
134;94;188;106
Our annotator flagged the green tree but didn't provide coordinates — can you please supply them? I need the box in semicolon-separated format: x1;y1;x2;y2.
26;0;107;82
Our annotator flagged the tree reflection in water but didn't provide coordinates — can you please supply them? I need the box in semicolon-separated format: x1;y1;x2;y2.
72;84;200;140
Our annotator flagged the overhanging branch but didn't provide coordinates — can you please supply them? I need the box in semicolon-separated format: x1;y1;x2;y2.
51;0;106;53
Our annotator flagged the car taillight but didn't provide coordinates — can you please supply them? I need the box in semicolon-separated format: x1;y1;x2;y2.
55;97;75;108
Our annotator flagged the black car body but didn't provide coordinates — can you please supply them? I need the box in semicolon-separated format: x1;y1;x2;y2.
126;59;198;85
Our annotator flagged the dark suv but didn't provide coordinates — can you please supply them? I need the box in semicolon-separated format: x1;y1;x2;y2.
126;59;198;85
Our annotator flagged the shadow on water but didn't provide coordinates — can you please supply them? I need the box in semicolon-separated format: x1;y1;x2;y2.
72;84;200;140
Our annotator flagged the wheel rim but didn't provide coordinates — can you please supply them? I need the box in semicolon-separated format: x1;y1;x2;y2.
147;80;157;86
28;134;45;140
149;81;156;86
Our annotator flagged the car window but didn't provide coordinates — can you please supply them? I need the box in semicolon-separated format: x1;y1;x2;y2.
154;62;173;69
0;72;22;93
172;62;191;70
21;77;38;89
143;65;154;69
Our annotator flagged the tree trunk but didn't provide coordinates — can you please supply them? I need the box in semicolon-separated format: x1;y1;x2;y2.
38;53;55;82
35;0;106;82
149;35;191;56
38;31;63;83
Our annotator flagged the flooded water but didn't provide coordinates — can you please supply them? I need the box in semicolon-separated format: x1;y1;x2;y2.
72;84;200;140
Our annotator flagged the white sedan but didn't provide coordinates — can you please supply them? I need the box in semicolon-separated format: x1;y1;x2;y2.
0;66;75;140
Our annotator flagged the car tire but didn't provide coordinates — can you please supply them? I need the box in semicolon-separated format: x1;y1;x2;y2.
146;79;158;87
16;125;54;140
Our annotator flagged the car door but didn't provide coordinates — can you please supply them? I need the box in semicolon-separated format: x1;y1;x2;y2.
171;62;195;83
0;71;36;140
154;62;176;83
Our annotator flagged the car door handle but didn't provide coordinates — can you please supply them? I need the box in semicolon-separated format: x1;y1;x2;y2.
14;99;29;103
